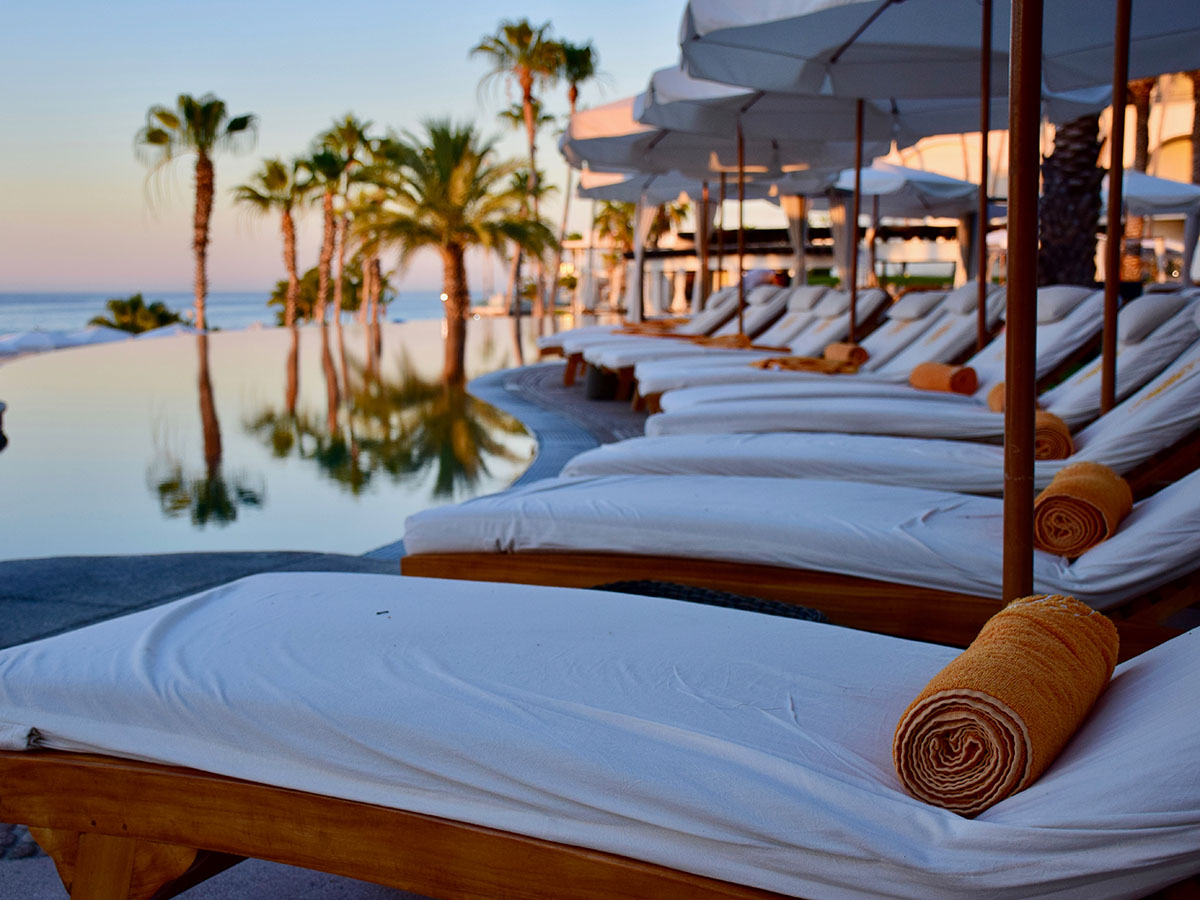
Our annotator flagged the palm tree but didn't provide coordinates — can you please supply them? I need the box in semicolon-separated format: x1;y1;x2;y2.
89;293;184;333
134;94;256;331
232;158;309;327
1038;114;1103;286
472;20;562;220
1122;77;1158;281
594;201;635;308
319;115;373;323
357;120;554;384
549;40;599;313
302;148;349;324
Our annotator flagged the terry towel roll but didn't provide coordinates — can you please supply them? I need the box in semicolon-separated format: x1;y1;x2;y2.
909;361;978;394
749;356;858;374
893;595;1118;817
823;342;870;366
1033;462;1133;556
1033;410;1074;459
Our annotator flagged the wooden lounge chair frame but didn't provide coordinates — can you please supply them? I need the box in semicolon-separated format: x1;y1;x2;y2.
5;704;1200;900
401;551;1196;662
0;750;792;900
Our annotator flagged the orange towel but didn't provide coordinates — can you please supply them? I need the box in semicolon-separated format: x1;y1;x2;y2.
689;333;756;348
749;356;859;374
614;317;690;336
1033;462;1133;557
1034;410;1074;459
823;342;870;366
987;382;1006;412
893;594;1117;817
909;362;978;394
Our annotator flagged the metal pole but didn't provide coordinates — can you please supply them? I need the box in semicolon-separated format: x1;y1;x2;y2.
978;0;993;351
717;172;726;290
699;181;710;308
1102;0;1132;413
1003;0;1042;603
737;122;746;336
850;98;864;341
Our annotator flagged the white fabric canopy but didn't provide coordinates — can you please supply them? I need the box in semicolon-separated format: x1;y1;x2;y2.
3;572;1198;899
560;95;881;178
576;168;777;204
679;0;1200;96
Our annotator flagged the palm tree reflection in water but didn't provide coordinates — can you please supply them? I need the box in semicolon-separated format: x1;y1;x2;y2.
150;333;265;525
246;324;528;498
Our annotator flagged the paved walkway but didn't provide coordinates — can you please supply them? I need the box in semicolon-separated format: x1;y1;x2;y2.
0;358;646;899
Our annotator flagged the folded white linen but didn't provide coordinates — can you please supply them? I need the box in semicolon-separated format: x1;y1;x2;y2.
403;467;1200;610
1;572;1196;900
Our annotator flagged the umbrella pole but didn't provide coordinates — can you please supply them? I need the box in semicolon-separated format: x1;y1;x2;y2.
850;98;863;342
978;0;993;351
1003;0;1043;603
737;122;746;336
699;181;710;309
1102;0;1132;413
717;173;726;290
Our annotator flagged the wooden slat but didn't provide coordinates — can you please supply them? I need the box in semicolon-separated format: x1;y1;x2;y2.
0;752;791;900
399;551;1184;661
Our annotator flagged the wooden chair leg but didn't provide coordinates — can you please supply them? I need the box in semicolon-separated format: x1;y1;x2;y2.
71;833;134;900
614;367;635;401
563;354;583;386
631;390;646;411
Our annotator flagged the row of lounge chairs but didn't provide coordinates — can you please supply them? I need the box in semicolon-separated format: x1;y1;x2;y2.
1;281;1198;898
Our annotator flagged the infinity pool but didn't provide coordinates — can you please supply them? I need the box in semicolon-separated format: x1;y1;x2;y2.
0;319;539;560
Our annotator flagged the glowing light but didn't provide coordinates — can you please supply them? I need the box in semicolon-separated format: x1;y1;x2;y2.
439;293;448;302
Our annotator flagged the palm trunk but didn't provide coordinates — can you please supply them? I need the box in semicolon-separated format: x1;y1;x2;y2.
440;243;470;385
285;325;300;417
196;333;221;478
371;257;383;361
333;214;348;323
1191;71;1200;184
316;190;335;323
507;246;524;366
1038;114;1104;285
358;250;374;325
319;324;340;436
521;81;546;320
193;152;214;331
281;208;299;328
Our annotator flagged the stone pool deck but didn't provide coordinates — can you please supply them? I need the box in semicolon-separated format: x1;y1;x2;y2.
0;359;646;899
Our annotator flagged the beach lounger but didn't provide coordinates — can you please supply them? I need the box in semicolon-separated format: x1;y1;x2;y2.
562;326;1200;491
402;464;1200;652
633;282;1001;404
581;283;799;371
647;289;1190;437
536;285;739;357
1;572;1198;900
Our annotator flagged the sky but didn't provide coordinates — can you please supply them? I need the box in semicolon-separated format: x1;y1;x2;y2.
0;0;725;295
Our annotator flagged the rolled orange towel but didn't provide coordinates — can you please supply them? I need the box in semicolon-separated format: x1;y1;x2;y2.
749;356;858;374
1033;461;1133;556
1033;410;1074;459
893;594;1117;817
909;362;978;394
823;342;870;365
986;381;1006;412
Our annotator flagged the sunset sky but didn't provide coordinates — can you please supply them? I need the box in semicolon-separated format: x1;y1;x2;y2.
0;1;703;294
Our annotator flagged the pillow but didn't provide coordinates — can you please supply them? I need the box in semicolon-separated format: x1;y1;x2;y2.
745;284;781;306
786;285;828;311
942;281;988;315
1117;293;1188;345
888;290;947;321
812;290;851;316
1036;286;1094;324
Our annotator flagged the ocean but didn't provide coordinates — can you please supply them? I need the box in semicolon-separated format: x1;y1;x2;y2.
0;290;450;333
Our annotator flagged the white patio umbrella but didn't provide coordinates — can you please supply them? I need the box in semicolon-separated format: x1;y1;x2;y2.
576;168;779;205
679;0;1200;603
1103;170;1200;287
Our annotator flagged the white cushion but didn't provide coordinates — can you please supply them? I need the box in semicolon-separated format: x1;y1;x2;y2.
1118;293;1189;344
888;290;946;321
812;290;851;316
787;285;828;311
744;284;780;305
1037;286;1094;323
1195;301;1200;331
942;282;988;315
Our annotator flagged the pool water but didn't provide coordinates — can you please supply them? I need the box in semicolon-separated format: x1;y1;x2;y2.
0;319;540;560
